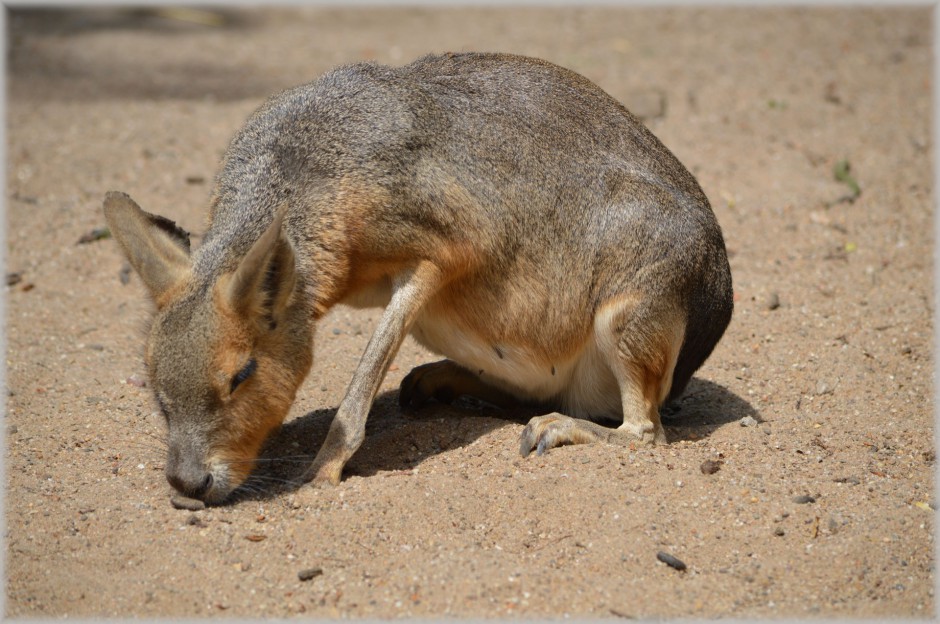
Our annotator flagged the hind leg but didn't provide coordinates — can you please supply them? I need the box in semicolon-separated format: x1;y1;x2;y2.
519;295;684;456
399;359;520;409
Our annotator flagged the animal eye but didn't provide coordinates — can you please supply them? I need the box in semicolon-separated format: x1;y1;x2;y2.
230;358;257;393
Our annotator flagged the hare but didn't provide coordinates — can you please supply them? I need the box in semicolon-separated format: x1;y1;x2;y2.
105;52;733;504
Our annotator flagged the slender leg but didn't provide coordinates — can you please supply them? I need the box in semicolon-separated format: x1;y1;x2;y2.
304;262;444;485
399;359;521;409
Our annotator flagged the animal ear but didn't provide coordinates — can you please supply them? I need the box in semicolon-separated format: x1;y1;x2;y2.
224;204;297;325
103;191;191;306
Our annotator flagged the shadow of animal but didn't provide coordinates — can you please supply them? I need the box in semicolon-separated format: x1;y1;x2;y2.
232;379;755;502
660;378;760;440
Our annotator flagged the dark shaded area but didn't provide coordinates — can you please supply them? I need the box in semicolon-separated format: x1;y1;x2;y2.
7;8;285;102
8;8;252;35
232;376;755;502
662;377;760;440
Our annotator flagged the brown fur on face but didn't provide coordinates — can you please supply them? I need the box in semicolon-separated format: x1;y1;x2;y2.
207;281;313;489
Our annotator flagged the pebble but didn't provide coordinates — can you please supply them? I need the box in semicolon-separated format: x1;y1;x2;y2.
700;459;723;475
740;416;758;427
126;374;147;388
656;551;687;572
77;227;111;244
171;494;206;511
816;380;833;396
187;514;208;527
298;567;323;582
766;292;780;310
773;527;785;537
793;495;816;504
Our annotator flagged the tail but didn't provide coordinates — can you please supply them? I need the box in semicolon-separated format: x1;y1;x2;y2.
666;263;733;404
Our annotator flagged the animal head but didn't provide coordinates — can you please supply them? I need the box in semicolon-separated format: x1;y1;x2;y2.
104;192;313;504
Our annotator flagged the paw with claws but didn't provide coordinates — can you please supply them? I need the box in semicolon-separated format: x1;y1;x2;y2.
519;412;664;457
519;413;606;456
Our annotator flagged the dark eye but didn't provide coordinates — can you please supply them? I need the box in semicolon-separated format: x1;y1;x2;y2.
231;358;257;393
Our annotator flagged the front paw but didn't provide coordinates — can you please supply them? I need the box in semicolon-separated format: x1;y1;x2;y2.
301;459;343;487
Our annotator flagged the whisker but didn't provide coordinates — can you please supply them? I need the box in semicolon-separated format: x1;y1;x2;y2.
227;456;315;465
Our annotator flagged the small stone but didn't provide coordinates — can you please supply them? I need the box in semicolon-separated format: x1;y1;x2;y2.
773;527;785;536
740;416;758;427
119;264;132;285
298;567;323;581
656;551;687;572
700;459;723;475
171;494;206;511
834;476;860;485
7;425;18;435
816;380;833;396
6;272;22;287
77;227;111;245
126;374;147;388
793;495;816;504
766;292;780;310
187;514;207;527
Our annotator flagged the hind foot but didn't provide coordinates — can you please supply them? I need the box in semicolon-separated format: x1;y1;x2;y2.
399;359;518;409
519;413;665;457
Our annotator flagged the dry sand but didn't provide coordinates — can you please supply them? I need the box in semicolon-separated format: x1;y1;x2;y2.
5;6;934;619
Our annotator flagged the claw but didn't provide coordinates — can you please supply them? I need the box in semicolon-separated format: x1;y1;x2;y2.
519;416;560;457
519;425;535;457
519;414;604;458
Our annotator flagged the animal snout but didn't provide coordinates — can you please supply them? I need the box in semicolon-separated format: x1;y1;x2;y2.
167;470;214;499
165;446;214;499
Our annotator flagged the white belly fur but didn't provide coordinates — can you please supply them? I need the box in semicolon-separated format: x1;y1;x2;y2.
339;282;624;422
411;313;622;421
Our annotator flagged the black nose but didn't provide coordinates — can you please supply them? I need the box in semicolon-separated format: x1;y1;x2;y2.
166;465;214;499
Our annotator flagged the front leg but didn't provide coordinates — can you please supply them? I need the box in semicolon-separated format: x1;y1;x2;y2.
304;262;444;485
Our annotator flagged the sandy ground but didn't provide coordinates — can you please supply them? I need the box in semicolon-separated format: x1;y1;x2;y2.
4;6;935;619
